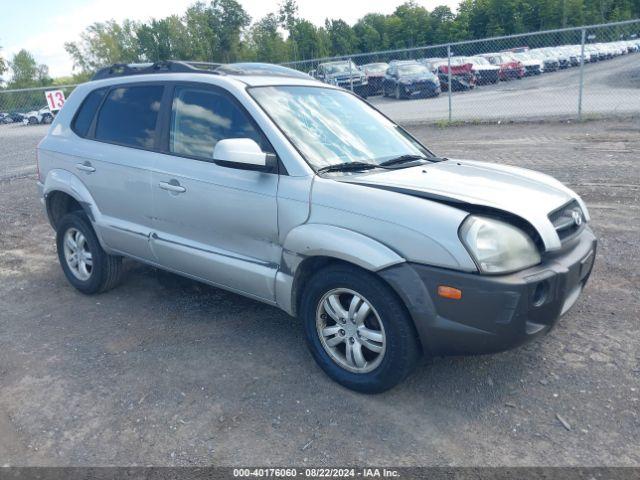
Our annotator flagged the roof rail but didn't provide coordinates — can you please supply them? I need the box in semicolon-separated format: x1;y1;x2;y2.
91;61;223;80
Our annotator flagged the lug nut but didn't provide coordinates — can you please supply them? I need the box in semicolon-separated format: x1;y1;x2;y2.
349;337;355;344
320;313;327;320
339;329;345;336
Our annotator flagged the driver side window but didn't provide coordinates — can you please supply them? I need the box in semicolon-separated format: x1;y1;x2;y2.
170;86;269;160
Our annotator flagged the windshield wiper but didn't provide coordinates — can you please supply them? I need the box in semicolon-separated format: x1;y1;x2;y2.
317;162;379;174
379;154;448;168
379;154;429;167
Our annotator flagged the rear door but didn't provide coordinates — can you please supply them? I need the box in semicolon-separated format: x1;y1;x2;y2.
71;83;165;260
149;83;280;301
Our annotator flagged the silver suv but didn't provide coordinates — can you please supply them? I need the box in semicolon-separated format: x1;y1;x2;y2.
37;61;596;393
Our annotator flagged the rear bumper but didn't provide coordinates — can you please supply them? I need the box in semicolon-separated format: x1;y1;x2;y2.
380;227;597;356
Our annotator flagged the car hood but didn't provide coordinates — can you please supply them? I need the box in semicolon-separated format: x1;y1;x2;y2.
342;159;589;251
399;74;438;82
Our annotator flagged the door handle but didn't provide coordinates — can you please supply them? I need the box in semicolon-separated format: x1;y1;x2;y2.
158;181;186;193
75;162;96;173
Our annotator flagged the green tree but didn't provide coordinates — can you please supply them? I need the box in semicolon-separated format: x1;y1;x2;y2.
8;49;38;88
278;0;299;34
393;1;432;47
325;19;358;55
289;19;329;60
65;19;140;72
210;0;251;62
249;14;288;62
183;2;218;61
0;44;6;78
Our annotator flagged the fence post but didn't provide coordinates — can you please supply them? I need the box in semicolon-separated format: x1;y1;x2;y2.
577;28;586;121
349;58;354;92
447;44;452;122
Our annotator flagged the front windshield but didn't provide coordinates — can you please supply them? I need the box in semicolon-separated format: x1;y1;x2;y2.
324;62;357;75
365;63;387;73
470;56;490;65
249;86;429;170
398;64;428;75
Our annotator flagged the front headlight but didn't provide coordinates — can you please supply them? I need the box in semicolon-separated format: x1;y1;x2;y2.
460;216;541;274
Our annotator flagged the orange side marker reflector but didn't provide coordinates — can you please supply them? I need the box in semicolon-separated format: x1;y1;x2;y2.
438;286;462;300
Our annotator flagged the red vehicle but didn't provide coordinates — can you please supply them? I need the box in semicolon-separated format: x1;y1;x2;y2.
429;59;477;91
479;53;525;80
361;62;389;95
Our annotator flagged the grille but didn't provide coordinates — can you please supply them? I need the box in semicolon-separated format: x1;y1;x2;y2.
548;200;585;242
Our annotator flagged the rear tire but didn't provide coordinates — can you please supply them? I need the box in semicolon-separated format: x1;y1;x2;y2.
300;264;420;393
56;211;123;294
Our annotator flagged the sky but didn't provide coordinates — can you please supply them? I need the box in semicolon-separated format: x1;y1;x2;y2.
1;0;461;79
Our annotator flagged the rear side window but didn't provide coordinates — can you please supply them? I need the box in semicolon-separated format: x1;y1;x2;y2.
95;85;164;149
72;88;107;137
170;86;268;160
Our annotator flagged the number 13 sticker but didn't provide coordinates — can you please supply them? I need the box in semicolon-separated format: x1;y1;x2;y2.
45;90;66;111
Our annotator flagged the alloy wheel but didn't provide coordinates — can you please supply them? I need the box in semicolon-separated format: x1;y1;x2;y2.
62;228;93;281
315;288;386;374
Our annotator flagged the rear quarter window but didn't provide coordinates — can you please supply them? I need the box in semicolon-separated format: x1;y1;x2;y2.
71;88;107;137
95;85;164;149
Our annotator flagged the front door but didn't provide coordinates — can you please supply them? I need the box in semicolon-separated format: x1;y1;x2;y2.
149;84;280;301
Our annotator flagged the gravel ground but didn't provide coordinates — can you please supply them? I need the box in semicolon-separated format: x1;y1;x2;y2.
0;120;638;467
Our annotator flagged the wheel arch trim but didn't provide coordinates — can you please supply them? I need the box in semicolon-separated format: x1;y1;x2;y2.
276;224;406;315
283;224;405;272
42;169;103;229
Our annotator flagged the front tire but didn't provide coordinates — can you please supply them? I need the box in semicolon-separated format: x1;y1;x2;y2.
300;265;420;393
56;211;123;294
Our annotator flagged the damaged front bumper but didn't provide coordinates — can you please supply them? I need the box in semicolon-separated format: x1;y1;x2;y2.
380;227;597;356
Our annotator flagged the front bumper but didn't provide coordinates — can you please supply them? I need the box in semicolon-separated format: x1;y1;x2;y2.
380;227;596;356
401;82;441;96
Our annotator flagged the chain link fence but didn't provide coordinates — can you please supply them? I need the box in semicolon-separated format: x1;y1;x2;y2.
0;84;78;126
282;19;640;123
0;19;638;131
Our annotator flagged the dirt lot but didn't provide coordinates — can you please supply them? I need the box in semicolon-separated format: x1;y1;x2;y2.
0;120;638;467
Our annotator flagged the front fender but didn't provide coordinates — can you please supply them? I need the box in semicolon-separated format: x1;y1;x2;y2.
275;224;406;316
283;224;405;272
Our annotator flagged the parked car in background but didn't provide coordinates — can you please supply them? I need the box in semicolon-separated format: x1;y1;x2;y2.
361;62;389;95
458;56;500;84
548;47;571;68
1;112;25;124
382;61;441;99
23;106;54;125
314;60;368;98
480;53;525;80
511;52;544;75
529;49;560;71
430;58;477;91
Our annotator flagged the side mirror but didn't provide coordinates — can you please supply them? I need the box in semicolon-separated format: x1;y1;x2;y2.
213;138;276;172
